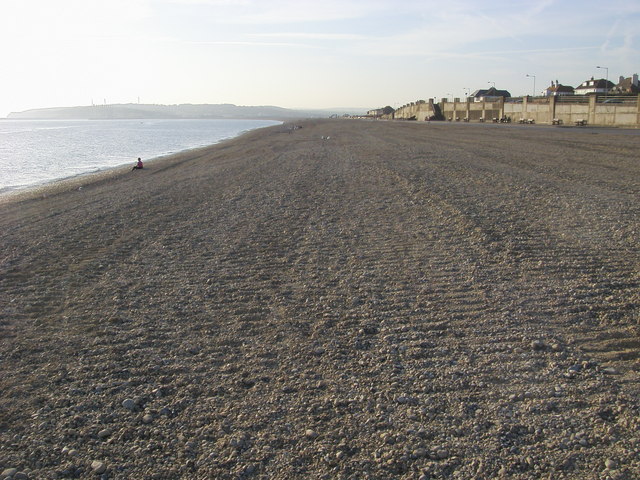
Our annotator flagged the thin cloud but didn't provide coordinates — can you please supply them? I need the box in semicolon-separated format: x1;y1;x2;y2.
162;0;251;4
344;3;610;59
600;19;621;52
135;34;318;49
418;45;599;62
248;32;367;41
175;0;392;24
190;40;318;48
527;0;556;17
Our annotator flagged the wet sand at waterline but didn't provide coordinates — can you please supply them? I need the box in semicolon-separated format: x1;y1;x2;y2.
1;120;639;479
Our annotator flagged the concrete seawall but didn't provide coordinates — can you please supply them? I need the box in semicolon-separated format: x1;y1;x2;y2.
392;95;640;127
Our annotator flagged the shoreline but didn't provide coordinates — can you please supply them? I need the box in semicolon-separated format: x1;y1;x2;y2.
0;119;283;201
0;121;287;207
1;119;639;478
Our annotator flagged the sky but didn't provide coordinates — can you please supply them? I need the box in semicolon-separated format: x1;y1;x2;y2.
0;0;638;117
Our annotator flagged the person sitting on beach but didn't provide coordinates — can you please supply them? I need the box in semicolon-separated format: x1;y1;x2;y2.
132;158;144;171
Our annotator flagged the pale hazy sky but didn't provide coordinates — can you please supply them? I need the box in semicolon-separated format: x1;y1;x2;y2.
1;0;638;116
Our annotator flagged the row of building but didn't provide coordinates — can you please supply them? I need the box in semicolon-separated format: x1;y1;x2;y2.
459;73;638;101
547;74;639;96
367;74;639;117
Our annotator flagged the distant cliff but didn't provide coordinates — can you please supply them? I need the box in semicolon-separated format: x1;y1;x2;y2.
7;103;325;120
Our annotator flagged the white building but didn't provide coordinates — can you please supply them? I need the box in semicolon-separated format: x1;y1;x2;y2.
575;77;614;95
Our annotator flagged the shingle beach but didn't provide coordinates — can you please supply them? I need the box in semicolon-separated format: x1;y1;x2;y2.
1;119;639;479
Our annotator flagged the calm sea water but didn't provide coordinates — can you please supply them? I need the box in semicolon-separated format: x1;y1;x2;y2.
0;118;280;193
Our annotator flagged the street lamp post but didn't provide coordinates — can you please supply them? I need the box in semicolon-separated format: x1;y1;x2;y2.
526;74;536;97
596;66;609;96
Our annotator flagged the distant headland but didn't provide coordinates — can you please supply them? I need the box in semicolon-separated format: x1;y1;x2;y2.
6;103;359;120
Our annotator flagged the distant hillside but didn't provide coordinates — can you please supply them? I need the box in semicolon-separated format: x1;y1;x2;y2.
6;103;341;120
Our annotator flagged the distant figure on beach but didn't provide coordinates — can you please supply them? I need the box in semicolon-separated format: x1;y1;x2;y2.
132;158;144;171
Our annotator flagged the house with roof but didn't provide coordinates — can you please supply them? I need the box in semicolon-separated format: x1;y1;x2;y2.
470;87;511;102
610;74;639;94
575;77;615;95
545;80;574;96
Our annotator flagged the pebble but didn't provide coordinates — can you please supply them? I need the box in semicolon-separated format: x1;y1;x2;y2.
436;448;449;460
239;378;256;388
152;387;166;398
362;325;379;335
605;458;617;469
97;428;112;439
531;340;546;351
305;429;319;439
91;461;107;474
0;471;28;480
142;413;154;424
381;433;395;445
122;398;136;411
413;447;428;458
243;464;258;475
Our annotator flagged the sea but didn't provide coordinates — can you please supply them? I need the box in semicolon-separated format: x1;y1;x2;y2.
0;118;281;193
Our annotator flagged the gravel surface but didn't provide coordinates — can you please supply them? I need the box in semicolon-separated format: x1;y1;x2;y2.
1;119;639;479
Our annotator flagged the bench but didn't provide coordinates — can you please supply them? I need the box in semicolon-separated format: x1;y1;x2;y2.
575;119;587;126
552;118;563;125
